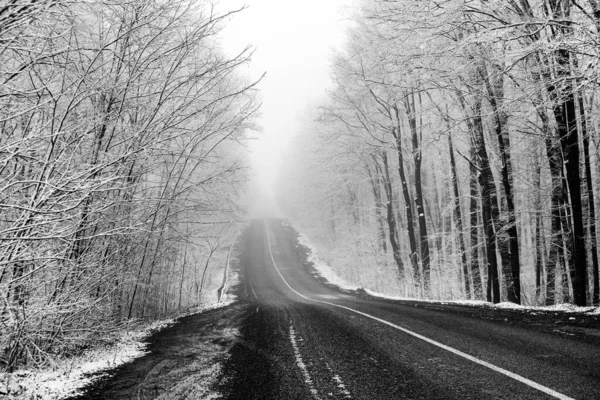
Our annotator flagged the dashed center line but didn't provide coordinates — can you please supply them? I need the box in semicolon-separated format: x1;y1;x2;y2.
264;223;575;400
324;361;353;399
289;321;323;400
332;374;352;398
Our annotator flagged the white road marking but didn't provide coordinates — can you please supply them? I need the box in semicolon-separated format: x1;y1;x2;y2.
251;286;258;300
289;321;323;400
264;223;575;400
331;374;352;398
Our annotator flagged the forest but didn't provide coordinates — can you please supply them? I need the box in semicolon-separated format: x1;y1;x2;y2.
278;0;600;309
0;0;258;371
4;0;600;378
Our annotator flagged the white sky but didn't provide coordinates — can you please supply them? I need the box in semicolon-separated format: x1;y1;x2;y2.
218;0;352;210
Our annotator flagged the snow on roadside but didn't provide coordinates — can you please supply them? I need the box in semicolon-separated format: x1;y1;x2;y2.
291;223;600;316
220;247;241;304
295;231;360;292
364;289;488;306
493;301;599;314
0;300;237;400
217;234;241;304
1;231;243;399
219;270;240;304
0;318;174;399
364;290;600;314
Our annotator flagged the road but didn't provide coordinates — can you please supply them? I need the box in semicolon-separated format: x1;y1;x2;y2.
221;219;600;400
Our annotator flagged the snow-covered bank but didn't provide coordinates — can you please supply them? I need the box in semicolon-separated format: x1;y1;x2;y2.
0;251;242;400
293;223;600;316
363;289;600;314
0;300;236;399
295;229;361;292
0;317;175;399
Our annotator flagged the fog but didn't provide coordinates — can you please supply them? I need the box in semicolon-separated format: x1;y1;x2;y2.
219;0;352;218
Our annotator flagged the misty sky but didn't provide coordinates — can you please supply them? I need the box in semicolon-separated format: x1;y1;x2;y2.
219;0;352;200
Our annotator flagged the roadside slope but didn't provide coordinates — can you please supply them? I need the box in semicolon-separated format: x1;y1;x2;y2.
68;304;245;400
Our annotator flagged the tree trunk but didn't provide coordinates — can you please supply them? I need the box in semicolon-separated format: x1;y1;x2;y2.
534;152;545;304
381;152;405;280
545;133;567;305
454;90;484;299
390;120;420;292
448;133;470;298
482;65;521;304
178;241;189;310
367;159;387;253
403;95;432;293
545;0;588;306
553;69;588;305
579;94;599;305
471;98;501;303
528;69;569;306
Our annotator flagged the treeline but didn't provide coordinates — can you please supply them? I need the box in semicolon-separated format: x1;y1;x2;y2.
278;0;600;308
0;0;258;370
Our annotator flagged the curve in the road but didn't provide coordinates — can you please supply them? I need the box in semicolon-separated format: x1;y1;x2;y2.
264;223;574;400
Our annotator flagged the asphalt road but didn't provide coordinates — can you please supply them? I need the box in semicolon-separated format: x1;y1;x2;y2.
221;219;600;400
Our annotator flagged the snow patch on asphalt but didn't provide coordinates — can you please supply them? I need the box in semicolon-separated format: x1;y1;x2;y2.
0;300;237;399
289;322;322;400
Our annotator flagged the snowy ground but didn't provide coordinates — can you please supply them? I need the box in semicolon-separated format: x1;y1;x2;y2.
0;244;242;400
295;229;361;293
294;224;600;316
0;300;237;400
0;317;176;399
363;289;600;315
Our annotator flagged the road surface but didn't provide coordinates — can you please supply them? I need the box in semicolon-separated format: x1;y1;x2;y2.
221;219;600;400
